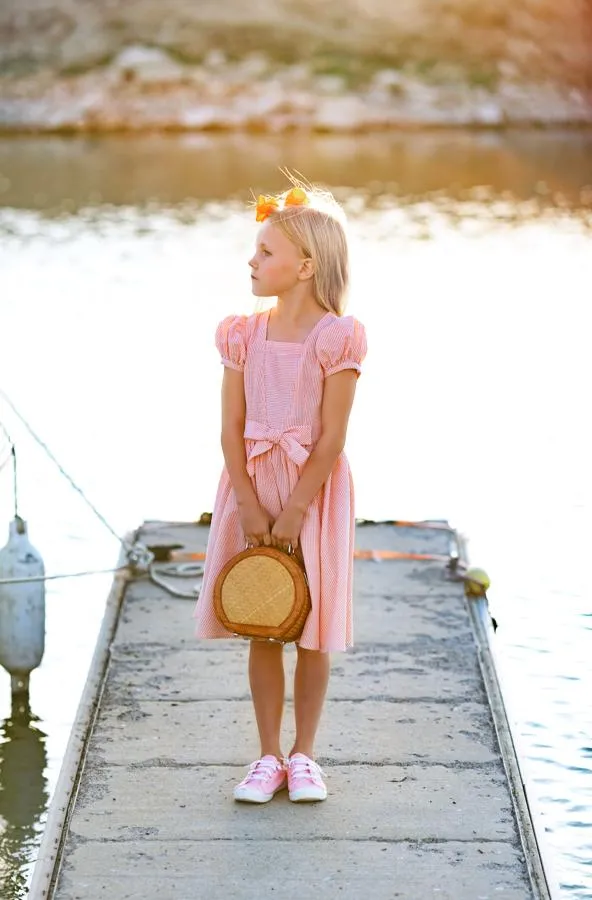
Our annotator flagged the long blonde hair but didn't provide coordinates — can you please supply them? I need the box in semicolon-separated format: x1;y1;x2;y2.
259;180;350;316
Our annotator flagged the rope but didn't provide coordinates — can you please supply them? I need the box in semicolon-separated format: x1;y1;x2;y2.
0;424;18;520
0;564;204;595
0;395;201;595
0;566;127;586
0;422;14;473
149;562;203;599
0;389;153;570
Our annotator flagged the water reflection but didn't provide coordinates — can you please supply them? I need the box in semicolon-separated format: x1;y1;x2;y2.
0;697;48;897
0;131;591;212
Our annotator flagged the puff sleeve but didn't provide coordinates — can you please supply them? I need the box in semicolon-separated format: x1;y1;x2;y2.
315;316;367;378
215;315;247;372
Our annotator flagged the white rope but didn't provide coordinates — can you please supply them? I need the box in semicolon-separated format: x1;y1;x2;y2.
0;566;127;586
0;390;153;570
0;422;12;471
0;396;208;598
149;562;203;599
0;563;203;594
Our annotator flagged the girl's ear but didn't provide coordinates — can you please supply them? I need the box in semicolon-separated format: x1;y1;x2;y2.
298;257;314;281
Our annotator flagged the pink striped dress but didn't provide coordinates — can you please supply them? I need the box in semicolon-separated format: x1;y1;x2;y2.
193;308;367;652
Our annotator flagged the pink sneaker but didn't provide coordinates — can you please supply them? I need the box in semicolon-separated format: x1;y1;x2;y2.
233;756;287;803
287;753;327;802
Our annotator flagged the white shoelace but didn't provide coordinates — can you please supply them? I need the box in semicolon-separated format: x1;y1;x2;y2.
288;756;326;781
243;758;283;783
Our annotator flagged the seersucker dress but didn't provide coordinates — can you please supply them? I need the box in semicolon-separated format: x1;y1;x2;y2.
193;308;367;652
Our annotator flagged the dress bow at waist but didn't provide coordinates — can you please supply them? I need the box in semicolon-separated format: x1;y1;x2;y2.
244;420;312;475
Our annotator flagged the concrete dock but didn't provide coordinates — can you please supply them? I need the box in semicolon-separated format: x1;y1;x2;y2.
31;520;550;899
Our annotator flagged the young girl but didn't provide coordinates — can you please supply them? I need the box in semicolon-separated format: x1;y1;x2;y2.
193;180;367;804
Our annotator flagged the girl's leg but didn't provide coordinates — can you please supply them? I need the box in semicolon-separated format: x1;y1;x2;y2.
290;646;331;759
248;640;285;760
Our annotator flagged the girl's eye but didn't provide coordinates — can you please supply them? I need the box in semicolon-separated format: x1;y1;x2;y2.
262;249;271;257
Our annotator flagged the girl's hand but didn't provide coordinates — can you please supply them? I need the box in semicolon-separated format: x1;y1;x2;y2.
239;500;274;548
271;507;304;552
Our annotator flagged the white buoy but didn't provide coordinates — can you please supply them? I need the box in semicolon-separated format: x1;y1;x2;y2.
0;516;46;696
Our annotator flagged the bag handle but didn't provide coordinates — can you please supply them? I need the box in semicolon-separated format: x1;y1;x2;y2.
245;541;294;555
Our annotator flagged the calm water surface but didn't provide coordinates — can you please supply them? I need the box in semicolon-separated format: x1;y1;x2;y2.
0;132;591;898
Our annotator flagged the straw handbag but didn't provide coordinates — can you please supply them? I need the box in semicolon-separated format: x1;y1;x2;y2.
213;545;311;643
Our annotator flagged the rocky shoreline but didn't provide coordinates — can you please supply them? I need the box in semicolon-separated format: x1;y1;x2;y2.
0;47;591;133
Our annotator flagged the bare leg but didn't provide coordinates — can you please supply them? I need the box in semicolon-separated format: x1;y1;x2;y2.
290;646;331;759
248;641;285;760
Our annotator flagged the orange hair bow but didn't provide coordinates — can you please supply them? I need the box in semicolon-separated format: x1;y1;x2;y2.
284;187;309;207
255;195;279;222
255;187;309;222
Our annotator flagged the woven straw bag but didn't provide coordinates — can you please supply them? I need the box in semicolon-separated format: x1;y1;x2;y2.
213;546;311;643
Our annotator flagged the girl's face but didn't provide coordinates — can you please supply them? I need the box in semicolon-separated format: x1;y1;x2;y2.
248;222;305;297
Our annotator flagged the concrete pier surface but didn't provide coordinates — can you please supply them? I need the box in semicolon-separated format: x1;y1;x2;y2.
30;520;552;899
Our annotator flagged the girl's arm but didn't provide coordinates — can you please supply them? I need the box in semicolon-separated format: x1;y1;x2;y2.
221;368;273;544
220;368;254;506
271;369;359;547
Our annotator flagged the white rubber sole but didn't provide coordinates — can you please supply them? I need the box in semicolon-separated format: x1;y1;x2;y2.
289;787;327;802
234;784;287;803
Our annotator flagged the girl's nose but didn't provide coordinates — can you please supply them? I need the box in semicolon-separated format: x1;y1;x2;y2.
248;256;256;270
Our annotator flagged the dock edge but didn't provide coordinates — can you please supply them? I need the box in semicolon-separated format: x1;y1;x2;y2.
27;536;134;900
465;591;559;899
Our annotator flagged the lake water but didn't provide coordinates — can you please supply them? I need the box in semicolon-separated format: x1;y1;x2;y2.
0;131;591;899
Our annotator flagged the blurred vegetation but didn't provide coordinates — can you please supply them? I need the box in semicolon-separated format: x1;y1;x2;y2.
0;0;590;87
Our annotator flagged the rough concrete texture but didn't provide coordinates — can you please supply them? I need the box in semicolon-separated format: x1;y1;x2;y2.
51;521;535;899
54;841;530;900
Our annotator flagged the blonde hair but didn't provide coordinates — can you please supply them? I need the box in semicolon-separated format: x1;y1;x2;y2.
262;181;349;316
